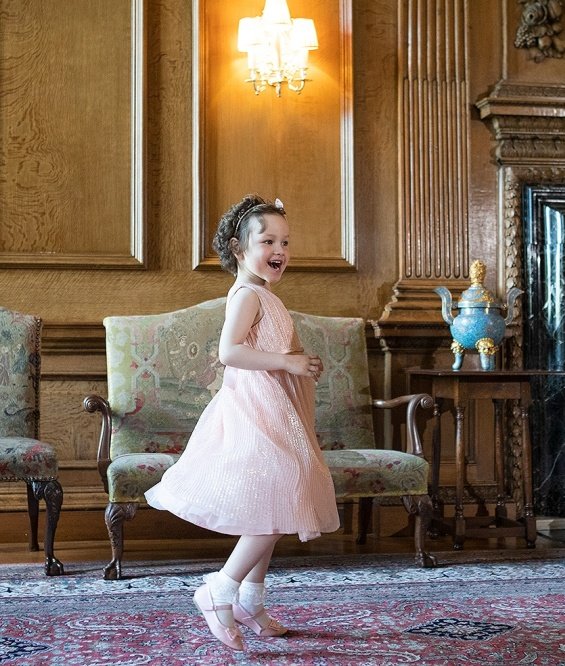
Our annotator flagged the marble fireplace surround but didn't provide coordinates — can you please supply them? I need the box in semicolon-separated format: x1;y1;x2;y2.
477;81;565;519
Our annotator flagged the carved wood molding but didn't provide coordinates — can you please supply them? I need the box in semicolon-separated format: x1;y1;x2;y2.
40;323;107;379
515;0;565;61
42;324;106;355
0;485;108;511
398;0;470;283
477;81;565;166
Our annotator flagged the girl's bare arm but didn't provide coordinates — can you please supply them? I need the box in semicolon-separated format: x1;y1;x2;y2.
218;288;322;378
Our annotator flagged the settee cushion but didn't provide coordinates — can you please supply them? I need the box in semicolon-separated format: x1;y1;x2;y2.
290;311;375;451
107;453;180;503
0;437;58;481
323;449;429;498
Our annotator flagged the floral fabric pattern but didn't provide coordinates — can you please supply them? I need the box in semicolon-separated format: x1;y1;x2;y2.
0;308;59;483
0;437;58;481
323;449;428;498
107;453;179;503
0;308;40;439
290;312;375;451
104;298;226;462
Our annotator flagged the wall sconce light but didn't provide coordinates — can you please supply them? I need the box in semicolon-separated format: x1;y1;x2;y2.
237;0;318;97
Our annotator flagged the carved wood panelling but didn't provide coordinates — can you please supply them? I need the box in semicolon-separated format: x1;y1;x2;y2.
476;80;565;511
399;0;470;281
501;167;565;367
41;378;107;465
0;0;146;269
476;81;565;356
192;0;355;272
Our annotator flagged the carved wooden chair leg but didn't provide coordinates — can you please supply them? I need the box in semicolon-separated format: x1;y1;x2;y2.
41;480;65;576
30;480;64;575
356;497;374;545
403;494;438;568
26;483;40;552
104;502;138;581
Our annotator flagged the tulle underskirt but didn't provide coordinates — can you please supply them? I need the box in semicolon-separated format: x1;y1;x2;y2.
145;483;322;542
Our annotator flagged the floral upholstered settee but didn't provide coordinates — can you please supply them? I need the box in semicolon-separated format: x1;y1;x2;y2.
0;307;64;576
85;299;436;580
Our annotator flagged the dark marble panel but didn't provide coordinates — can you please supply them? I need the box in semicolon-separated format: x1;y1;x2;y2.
523;184;565;517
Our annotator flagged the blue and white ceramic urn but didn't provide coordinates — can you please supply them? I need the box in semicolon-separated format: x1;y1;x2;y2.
435;260;522;371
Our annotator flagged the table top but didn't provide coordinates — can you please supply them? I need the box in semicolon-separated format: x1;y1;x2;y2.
406;369;565;378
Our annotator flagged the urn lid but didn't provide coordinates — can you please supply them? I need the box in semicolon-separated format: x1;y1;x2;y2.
457;260;501;309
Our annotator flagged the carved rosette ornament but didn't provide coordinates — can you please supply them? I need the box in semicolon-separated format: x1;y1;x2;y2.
515;0;565;61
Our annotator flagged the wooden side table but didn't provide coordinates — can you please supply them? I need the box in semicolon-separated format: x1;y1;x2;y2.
406;370;558;550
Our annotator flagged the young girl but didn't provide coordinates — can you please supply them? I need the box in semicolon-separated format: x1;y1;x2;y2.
145;194;340;651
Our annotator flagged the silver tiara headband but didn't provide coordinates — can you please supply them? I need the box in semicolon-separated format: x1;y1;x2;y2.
233;198;285;236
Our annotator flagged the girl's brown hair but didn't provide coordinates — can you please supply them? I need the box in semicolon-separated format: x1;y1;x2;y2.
213;194;286;275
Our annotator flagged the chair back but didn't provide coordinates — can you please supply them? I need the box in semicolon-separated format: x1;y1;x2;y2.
104;299;226;458
290;312;375;450
0;307;41;439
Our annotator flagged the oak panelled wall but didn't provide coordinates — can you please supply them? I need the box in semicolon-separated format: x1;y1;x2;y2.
0;0;143;269
194;0;356;271
0;0;563;537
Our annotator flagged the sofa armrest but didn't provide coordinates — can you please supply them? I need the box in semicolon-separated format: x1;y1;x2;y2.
83;394;112;492
373;393;433;457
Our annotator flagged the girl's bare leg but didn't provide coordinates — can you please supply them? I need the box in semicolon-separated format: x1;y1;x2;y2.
222;534;282;582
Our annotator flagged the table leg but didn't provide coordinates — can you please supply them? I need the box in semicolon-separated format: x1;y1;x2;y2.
521;402;536;548
430;398;444;533
493;399;507;521
454;403;466;549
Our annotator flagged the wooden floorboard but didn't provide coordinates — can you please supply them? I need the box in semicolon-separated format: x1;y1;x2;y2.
2;504;563;567
1;531;563;567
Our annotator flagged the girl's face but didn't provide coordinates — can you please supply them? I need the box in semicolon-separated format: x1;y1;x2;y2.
237;213;290;285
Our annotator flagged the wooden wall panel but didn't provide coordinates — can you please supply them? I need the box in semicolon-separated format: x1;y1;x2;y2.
41;379;106;464
0;0;145;268
194;0;355;271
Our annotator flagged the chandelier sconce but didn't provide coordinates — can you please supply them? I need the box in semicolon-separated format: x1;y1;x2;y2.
237;0;319;97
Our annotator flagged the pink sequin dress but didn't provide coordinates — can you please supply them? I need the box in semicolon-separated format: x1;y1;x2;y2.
145;283;340;541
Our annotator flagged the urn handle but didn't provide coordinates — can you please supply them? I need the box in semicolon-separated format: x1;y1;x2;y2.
434;286;454;325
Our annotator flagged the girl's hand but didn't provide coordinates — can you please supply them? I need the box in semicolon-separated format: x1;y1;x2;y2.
285;354;323;381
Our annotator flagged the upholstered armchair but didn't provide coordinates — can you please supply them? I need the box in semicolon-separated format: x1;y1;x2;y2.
291;311;436;567
0;307;64;576
85;299;436;580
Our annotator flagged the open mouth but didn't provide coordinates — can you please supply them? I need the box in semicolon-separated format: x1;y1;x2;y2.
268;259;283;271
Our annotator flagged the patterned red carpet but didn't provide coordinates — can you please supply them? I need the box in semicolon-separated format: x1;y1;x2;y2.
1;550;564;665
